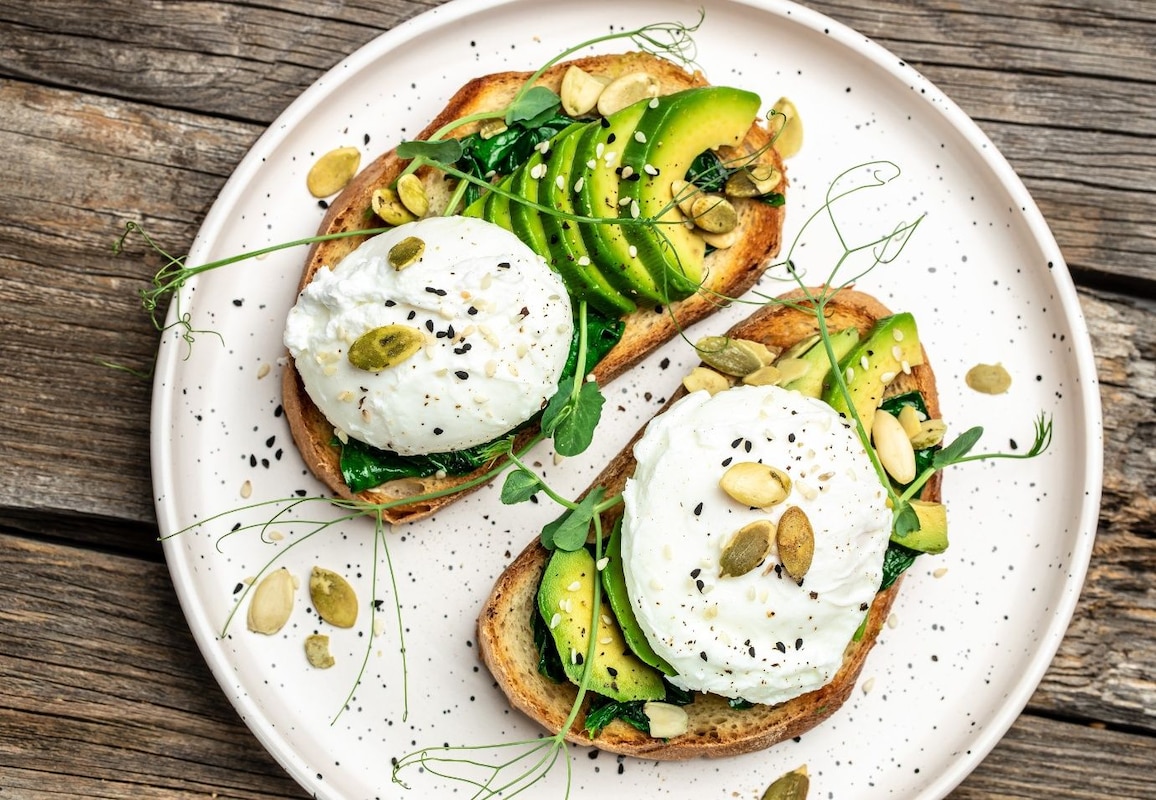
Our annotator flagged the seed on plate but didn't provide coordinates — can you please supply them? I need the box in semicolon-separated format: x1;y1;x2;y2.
247;568;295;635
304;634;335;669
761;765;810;800
965;362;1012;394
767;97;804;160
309;566;358;628
306;146;360;198
776;506;815;583
719;462;791;508
719;520;775;578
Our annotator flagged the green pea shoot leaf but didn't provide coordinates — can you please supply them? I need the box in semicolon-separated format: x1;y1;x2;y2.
933;426;984;468
500;469;542;505
396;139;463;163
540;488;604;552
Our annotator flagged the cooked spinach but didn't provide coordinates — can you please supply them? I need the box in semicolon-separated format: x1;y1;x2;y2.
454;113;575;207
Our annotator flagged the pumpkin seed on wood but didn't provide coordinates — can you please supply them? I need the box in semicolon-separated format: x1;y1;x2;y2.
309;566;358;628
246;568;295;635
388;235;425;270
762;765;810;800
348;324;424;372
306;146;361;198
719;520;775;578
304;634;335;669
695;336;765;377
719;462;791;508
776;506;815;582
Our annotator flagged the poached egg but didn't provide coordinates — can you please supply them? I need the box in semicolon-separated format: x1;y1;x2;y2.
283;216;574;456
620;383;891;706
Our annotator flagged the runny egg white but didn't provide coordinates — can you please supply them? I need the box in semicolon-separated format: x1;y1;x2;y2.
620;383;891;706
283;216;574;456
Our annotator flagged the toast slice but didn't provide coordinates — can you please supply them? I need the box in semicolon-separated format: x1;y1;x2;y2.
476;288;941;759
282;51;786;523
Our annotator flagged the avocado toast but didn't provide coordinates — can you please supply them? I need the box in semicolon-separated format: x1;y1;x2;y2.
282;50;788;523
476;288;945;759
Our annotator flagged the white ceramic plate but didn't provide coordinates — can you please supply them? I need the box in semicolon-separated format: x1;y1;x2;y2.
152;1;1102;798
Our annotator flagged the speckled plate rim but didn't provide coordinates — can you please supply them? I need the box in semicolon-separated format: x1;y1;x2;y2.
151;0;1104;798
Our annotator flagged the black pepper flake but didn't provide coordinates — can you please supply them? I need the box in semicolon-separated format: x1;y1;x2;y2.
659;357;670;369
699;651;708;662
859;602;869;611
809;591;819;600
455;370;469;380
433;427;444;435
232;299;243;307
497;261;511;269
693;502;703;516
775;641;787;653
467;305;478;315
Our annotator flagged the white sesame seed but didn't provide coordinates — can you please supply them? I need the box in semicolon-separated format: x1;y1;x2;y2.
862;676;876;694
650;578;665;591
549;612;562;629
648;97;659;108
891;345;903;360
586;159;596;169
845;366;855;382
620;165;635;179
599;637;613;645
577;256;591;267
596;557;609;571
630;199;640;218
530;163;547;180
570;647;578;664
601;614;613;626
663;544;673;560
901;359;912;375
634;130;647;143
860;355;870;370
567;580;582;592
595;143;605;158
893;328;905;341
880;371;896;383
887;613;899;629
628;245;638;258
644;163;658;176
573;177;584;192
933;566;948;578
256;362;271;380
618;196;632;206
240;479;252;499
555;175;565;191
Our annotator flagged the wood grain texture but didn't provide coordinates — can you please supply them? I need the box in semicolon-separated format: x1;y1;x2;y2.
0;0;1153;797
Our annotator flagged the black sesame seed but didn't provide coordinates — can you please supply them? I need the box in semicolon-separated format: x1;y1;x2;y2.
600;117;610;128
607;132;617;143
425;319;435;332
433;427;444;435
497;261;511;269
659;357;670;369
731;437;743;449
467;305;478;315
699;651;708;662
607;666;618;677
455;370;469;380
788;432;797;443
795;638;803;650
407;310;417;320
721;456;733;467
690;568;701;578
744;440;752;453
695;579;705;592
424;286;447;296
384;299;396;307
693;502;703;516
776;641;787;653
748;646;756;657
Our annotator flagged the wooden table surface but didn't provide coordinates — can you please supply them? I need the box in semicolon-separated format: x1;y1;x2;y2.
2;1;1153;797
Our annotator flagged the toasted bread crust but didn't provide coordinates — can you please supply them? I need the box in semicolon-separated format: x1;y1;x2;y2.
282;51;786;523
476;288;941;759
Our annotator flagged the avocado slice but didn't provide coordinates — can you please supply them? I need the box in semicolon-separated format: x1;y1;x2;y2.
617;87;762;296
538;547;666;703
821;313;924;438
508;147;552;258
601;522;675;675
479;173;517;233
892;499;949;554
780;326;861;398
572;100;667;303
539;122;636;317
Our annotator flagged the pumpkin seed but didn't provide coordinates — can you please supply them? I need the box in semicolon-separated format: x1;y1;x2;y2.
896;404;923;438
695;335;765;377
776;506;814;582
768;97;804;159
719;520;775;578
911;418;948;449
682;366;730;395
742;364;782;386
304;634;335;669
348;324;424;372
642;701;689;739
762;765;810;800
690;194;738;233
670;179;701;216
309;566;358;628
873;409;917;484
560;65;609;116
699;226;740;250
596;71;660;116
371;186;417;226
395;173;429;217
246;568;295;635
719;462;791;508
725;163;783;197
478;118;508;139
388;235;425;270
306;146;361;198
965;362;1012;394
